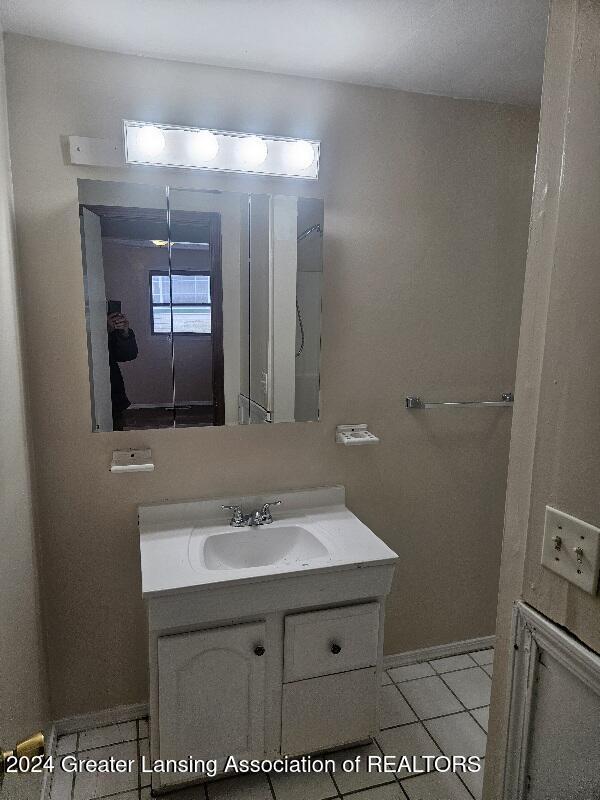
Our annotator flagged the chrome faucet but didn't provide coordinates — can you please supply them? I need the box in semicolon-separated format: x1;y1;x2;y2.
221;500;282;527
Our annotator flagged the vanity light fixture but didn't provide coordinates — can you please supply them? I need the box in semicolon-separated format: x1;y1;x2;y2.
123;120;320;179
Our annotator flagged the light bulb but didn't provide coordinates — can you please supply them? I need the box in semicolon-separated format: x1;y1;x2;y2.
286;140;315;171
136;126;166;157
191;130;219;161
239;136;268;166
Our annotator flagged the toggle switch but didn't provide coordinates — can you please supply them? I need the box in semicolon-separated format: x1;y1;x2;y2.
541;506;600;594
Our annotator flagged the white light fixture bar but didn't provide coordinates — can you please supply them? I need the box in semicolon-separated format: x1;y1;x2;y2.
123;120;320;180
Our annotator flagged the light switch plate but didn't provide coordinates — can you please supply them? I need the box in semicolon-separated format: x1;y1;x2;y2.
541;506;600;594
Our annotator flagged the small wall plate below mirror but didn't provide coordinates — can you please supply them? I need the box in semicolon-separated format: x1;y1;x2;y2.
77;179;324;432
335;425;380;446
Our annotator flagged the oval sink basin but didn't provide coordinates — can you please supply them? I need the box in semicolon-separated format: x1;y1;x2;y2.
202;525;329;571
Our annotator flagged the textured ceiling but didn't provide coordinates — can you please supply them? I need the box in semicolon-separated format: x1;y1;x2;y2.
0;0;549;105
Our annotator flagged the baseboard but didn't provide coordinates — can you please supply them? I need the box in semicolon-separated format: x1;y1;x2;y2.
383;634;495;670
54;703;149;736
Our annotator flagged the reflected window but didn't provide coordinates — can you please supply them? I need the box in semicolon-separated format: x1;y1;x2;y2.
150;271;211;334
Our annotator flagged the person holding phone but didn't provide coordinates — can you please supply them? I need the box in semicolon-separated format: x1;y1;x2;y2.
107;303;138;431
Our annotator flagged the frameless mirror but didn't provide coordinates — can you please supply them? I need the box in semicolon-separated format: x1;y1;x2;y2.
78;179;323;430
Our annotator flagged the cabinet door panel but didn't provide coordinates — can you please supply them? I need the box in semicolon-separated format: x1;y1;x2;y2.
281;668;377;755
158;622;266;786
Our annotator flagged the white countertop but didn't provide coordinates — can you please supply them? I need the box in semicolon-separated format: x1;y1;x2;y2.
138;486;398;597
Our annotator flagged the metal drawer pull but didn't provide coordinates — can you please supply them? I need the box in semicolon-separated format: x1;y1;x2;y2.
254;645;265;656
330;642;342;654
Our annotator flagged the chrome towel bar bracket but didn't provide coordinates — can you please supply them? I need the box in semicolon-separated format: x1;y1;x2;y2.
405;392;514;410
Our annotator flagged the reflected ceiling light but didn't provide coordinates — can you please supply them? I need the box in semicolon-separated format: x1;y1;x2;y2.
238;135;268;166
191;130;219;161
135;125;165;157
151;239;168;247
124;120;320;179
286;140;316;171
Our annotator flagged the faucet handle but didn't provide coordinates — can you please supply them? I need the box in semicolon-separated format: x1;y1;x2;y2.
260;500;282;523
221;504;245;526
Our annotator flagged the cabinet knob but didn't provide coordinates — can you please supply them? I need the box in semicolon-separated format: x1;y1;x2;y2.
330;642;342;655
254;645;265;657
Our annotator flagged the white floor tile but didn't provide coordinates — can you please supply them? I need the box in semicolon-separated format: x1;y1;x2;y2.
141;789;152;800
470;648;494;666
72;739;139;800
375;722;441;778
77;721;137;751
207;773;272;800
398;676;462;720
381;671;393;685
401;770;472;800
424;711;486;757
442;668;491;709
55;733;77;755
380;684;418;729
329;742;395;794
483;663;493;678
342;783;405;800
429;654;475;674
387;662;435;683
470;706;489;733
271;768;337;800
461;757;485;799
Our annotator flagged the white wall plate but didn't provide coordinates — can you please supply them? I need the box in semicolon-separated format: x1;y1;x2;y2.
335;424;379;445
110;449;154;473
541;506;600;594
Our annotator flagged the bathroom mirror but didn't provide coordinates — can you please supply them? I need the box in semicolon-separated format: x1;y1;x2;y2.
78;179;323;430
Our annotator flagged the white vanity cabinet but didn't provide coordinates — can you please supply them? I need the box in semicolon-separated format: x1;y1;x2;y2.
157;622;267;787
140;487;398;794
148;594;387;793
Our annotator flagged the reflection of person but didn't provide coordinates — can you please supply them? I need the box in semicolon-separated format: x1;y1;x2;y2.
107;312;138;431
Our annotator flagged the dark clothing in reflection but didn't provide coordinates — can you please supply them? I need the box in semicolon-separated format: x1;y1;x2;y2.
108;329;138;429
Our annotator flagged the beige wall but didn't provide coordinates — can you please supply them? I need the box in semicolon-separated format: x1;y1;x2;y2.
4;33;538;718
0;30;47;747
485;2;600;796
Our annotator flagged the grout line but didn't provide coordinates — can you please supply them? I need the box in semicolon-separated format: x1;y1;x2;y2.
387;659;479;687
265;772;277;800
377;689;445;785
437;670;490;714
388;671;480;800
417;722;477;800
381;706;475;731
371;734;409;795
326;757;343;798
87;789;144;800
467;708;489;737
340;776;408;797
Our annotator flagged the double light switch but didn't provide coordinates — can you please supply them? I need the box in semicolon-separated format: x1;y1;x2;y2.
541;506;600;594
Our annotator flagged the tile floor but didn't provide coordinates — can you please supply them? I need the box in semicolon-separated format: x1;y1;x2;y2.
50;648;493;800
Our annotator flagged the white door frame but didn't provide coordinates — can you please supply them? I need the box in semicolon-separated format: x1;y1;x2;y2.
504;602;600;799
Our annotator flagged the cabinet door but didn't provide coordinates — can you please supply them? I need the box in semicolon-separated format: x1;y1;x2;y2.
281;668;377;755
158;622;266;786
